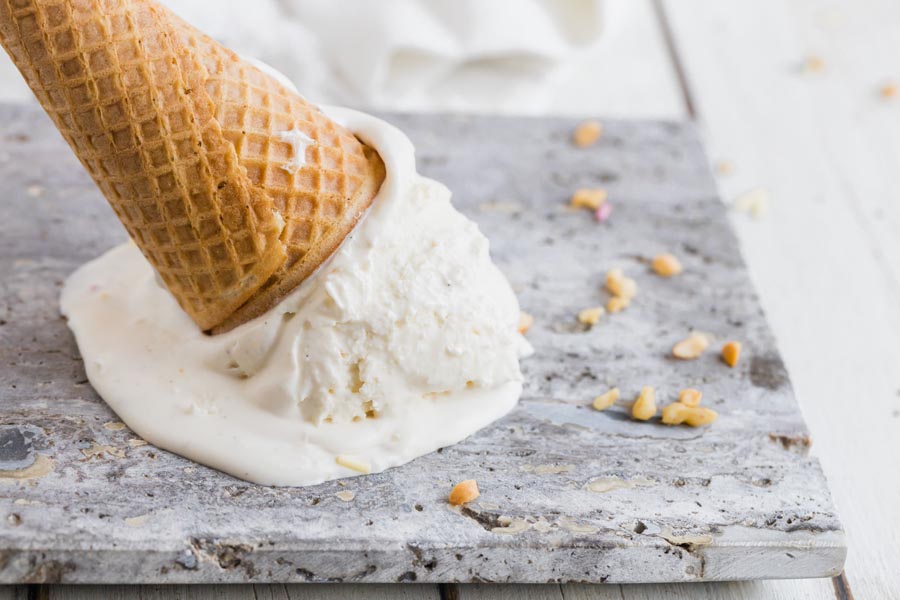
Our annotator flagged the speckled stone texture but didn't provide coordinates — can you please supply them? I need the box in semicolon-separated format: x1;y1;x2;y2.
0;105;844;584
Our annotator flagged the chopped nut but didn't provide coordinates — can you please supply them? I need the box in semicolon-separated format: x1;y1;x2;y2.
570;188;607;211
880;83;898;100
632;386;657;421
577;306;605;326
606;296;630;313
722;341;742;367
449;479;480;506
518;311;534;334
715;160;734;175
573;120;602;147
335;455;371;474
661;403;718;427
733;188;770;219
678;388;703;407
672;333;710;360
803;55;825;73
26;184;44;197
651;253;683;278
606;268;637;300
592;387;620;411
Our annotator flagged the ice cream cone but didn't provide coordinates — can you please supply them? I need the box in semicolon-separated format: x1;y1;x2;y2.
0;0;385;332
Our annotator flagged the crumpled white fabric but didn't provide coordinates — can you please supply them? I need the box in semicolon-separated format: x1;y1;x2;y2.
161;0;605;112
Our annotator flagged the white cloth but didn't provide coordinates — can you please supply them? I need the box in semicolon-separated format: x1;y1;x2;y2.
161;0;605;112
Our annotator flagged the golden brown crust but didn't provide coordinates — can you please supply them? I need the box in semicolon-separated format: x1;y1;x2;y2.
0;0;385;332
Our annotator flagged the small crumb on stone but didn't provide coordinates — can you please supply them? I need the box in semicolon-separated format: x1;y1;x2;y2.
449;479;480;506
722;341;742;367
594;201;613;223
518;311;534;334
26;185;44;197
569;188;607;211
880;82;898;100
662;403;718;427
605;268;637;300
127;438;148;448
632;386;657;421
103;421;126;431
572;120;602;147
335;490;355;502
651;253;683;277
592;387;620;411
606;296;630;313
679;388;703;407
672;333;710;360
577;306;605;327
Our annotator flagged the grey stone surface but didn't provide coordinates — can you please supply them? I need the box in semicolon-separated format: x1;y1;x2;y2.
0;105;844;584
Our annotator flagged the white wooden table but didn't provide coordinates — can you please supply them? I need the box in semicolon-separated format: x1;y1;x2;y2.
2;0;898;597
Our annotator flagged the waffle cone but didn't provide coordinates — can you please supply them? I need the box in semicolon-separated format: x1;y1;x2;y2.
0;0;385;332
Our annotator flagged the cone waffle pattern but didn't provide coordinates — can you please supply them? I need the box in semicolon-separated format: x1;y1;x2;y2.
0;0;385;332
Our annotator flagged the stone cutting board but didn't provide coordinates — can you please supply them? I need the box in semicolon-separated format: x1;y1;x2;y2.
0;104;845;584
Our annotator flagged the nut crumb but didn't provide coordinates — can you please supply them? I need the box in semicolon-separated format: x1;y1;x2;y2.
449;479;480;505
26;185;44;198
672;333;710;360
661;403;718;427
606;296;630;313
678;388;703;407
572;120;602;147
335;455;371;474
651;253;683;277
335;490;355;502
632;386;657;421
518;311;534;334
802;55;825;73
715;160;734;175
733;188;770;219
605;268;637;300
722;341;742;367
577;306;605;327
569;188;607;211
880;83;898;100
592;387;620;411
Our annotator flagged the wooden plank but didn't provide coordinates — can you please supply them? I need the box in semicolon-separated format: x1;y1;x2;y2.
455;580;837;599
658;0;900;597
0;587;26;600
0;107;841;584
45;584;439;599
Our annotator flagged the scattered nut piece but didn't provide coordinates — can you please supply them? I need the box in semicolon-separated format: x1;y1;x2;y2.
733;188;770;219
449;479;480;506
722;341;742;367
518;311;534;334
606;268;637;300
651;253;683;278
570;188;608;211
802;55;825;73
606;296;630;313
26;185;44;197
880;83;898;100
335;455;371;474
672;333;710;360
577;306;605;327
679;388;703;407
632;386;657;421
661;403;718;427
572;120;602;147
715;160;734;175
592;387;620;411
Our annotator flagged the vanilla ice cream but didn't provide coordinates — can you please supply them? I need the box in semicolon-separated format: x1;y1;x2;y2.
61;105;529;486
